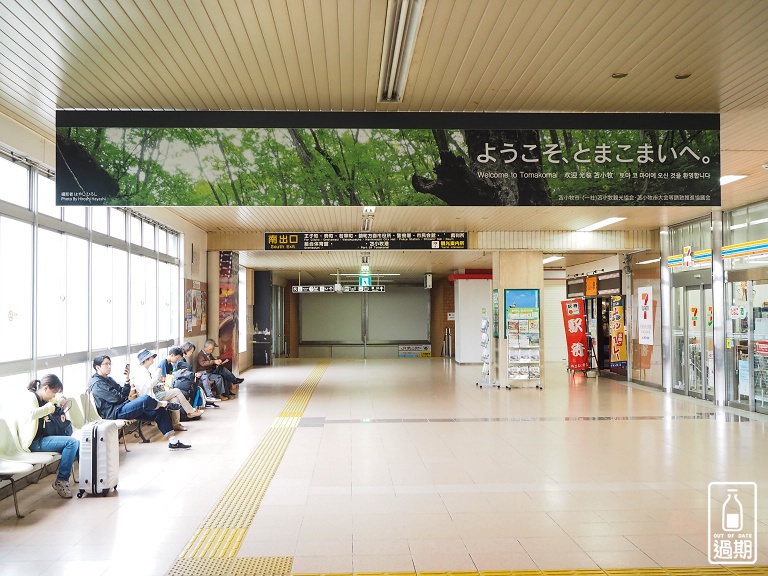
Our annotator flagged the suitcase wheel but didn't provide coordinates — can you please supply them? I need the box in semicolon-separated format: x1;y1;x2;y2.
77;490;84;498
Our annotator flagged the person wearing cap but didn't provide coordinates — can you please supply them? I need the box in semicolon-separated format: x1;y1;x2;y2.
196;339;243;399
132;348;202;431
89;355;191;450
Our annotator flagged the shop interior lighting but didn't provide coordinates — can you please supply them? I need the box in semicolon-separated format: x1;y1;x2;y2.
720;175;747;185
377;0;425;102
542;256;564;264
577;217;626;232
637;258;661;265
332;273;401;277
731;217;768;230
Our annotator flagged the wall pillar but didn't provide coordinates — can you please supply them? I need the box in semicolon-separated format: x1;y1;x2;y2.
492;251;544;384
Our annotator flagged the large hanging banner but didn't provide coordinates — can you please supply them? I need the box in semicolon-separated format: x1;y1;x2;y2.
561;299;589;371
55;111;719;207
218;251;239;372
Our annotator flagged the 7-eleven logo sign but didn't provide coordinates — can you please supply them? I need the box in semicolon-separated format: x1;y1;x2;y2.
641;292;650;319
691;307;698;327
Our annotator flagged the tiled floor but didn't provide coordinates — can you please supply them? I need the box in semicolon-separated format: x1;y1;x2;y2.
1;358;767;575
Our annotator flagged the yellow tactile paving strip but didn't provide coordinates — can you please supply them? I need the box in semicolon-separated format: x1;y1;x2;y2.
167;359;764;576
167;360;329;576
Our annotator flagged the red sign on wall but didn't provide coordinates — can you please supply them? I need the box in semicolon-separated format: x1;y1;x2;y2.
561;299;589;371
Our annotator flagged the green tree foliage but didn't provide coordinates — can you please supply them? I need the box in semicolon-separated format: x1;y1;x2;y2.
56;126;719;207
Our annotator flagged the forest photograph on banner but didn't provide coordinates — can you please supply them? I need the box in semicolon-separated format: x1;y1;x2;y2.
56;115;719;207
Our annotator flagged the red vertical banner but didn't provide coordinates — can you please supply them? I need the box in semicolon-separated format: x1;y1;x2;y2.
561;299;589;371
218;251;239;372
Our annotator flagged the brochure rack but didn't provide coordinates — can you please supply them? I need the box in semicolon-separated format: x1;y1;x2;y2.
476;315;495;388
506;307;541;389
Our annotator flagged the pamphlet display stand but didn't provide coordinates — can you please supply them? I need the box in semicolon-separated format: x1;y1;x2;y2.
506;307;541;389
476;315;495;388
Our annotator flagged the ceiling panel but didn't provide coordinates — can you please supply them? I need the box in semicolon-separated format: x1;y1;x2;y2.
2;0;768;281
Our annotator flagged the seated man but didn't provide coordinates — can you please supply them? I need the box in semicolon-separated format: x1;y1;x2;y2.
132;348;202;431
182;341;219;405
88;355;191;450
158;346;184;383
196;339;243;399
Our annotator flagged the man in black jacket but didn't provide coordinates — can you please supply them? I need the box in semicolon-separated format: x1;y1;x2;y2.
88;355;191;450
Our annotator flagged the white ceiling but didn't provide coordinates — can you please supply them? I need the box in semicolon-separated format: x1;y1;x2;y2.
2;0;767;282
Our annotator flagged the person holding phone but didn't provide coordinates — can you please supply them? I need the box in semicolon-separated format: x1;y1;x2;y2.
17;374;80;498
89;355;191;450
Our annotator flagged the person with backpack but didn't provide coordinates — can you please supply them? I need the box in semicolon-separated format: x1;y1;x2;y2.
17;374;80;498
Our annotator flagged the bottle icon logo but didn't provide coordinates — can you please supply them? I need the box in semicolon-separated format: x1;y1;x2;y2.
722;488;743;532
708;482;757;565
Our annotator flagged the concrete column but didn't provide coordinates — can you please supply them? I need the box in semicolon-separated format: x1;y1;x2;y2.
492;251;544;384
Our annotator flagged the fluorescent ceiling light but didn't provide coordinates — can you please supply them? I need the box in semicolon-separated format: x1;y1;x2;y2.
577;217;626;232
542;256;564;264
377;0;426;102
730;223;747;230
720;175;747;185
637;258;661;265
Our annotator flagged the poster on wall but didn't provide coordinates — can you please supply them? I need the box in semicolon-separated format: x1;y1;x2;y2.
184;279;207;336
637;286;654;345
610;296;628;369
561;299;589;371
55;111;719;207
218;251;239;371
492;289;499;338
504;289;540;338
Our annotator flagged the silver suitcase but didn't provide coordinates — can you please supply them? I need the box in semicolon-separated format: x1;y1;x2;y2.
78;420;119;497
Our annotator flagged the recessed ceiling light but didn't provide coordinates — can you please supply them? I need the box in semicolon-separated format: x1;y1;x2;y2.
577;217;627;232
542;256;564;264
674;73;691;80
611;72;628;79
720;174;747;185
637;258;661;265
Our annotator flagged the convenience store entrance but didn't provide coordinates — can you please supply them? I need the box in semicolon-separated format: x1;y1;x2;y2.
672;283;715;401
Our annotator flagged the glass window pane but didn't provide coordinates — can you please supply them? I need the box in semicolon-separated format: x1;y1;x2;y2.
158;262;171;340
144;256;157;342
112;248;128;347
130;253;147;344
63;362;88;398
158;228;167;255
0;373;30;395
91;207;109;235
169;264;179;340
143;221;155;250
0;217;32;360
63;206;87;228
130;216;142;246
91;244;112;350
66;236;89;353
110;209;126;240
728;207;748;245
37;173;60;218
0;157;29;207
168;233;178;258
36;228;65;356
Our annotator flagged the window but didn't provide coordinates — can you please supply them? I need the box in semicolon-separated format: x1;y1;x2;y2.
0;156;29;208
0;217;33;360
63;206;87;228
37;173;60;218
130;216;142;246
91;207;109;235
110;209;126;240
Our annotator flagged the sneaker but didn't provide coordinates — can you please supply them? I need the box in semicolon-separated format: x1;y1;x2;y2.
165;402;182;411
205;396;217;403
52;479;73;499
169;440;191;450
234;377;244;384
